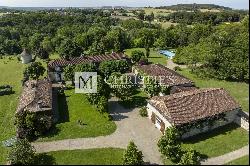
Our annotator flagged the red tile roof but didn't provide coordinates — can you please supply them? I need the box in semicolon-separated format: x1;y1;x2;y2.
48;52;126;70
16;79;52;114
149;88;240;126
136;64;193;87
170;86;198;94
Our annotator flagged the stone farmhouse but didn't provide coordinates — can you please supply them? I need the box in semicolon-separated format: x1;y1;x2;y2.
132;63;244;137
47;52;127;82
133;63;196;94
16;79;53;137
147;88;241;138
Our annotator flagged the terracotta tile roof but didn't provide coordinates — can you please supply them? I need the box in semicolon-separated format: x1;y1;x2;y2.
148;88;240;126
48;52;126;70
16;79;52;114
170;86;198;94
136;64;193;87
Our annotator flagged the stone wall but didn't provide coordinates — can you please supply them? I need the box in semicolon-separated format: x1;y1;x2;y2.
181;109;239;139
146;103;172;131
146;102;240;138
234;110;249;131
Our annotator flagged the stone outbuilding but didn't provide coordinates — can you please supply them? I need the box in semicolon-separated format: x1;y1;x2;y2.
16;79;53;138
133;64;196;94
20;49;32;64
147;88;241;138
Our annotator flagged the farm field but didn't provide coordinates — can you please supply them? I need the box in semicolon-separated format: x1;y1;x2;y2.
143;8;174;16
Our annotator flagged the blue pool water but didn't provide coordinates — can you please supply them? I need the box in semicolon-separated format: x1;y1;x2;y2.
159;50;175;59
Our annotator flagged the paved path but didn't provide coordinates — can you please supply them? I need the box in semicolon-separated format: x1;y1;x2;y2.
166;59;187;70
33;98;163;165
201;145;249;165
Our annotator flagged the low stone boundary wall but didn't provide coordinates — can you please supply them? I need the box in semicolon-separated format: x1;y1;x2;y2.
234;110;249;131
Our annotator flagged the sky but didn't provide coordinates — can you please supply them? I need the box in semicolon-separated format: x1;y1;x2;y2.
0;0;249;9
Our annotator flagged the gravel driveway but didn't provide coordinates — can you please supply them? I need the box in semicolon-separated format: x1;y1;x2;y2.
33;97;163;165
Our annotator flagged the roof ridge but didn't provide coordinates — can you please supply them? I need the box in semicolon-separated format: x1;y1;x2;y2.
149;87;240;125
164;88;223;100
154;63;194;83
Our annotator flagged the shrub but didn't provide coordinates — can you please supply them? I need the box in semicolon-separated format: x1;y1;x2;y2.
123;141;144;165
131;50;145;63
96;96;108;113
23;62;45;80
174;66;182;71
157;127;182;163
108;72;136;101
0;85;11;89
179;149;201;165
138;57;148;65
99;60;130;77
0;85;13;96
160;86;171;95
15;112;52;140
144;78;161;97
139;107;148;117
7;138;36;165
37;48;49;59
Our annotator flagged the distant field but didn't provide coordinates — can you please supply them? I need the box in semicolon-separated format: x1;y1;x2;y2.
199;9;221;12
143;8;174;16
155;21;178;28
111;15;137;20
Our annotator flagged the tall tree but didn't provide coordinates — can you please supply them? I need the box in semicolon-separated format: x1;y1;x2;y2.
57;39;83;58
23;62;45;80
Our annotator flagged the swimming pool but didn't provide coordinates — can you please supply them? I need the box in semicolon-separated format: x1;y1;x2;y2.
159;50;175;59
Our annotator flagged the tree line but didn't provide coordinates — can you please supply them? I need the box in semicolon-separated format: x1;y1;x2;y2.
173;16;249;82
155;4;232;11
157;10;248;25
0;9;248;82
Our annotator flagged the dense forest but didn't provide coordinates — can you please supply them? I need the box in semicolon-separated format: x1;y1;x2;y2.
0;9;248;82
158;10;247;25
174;16;249;82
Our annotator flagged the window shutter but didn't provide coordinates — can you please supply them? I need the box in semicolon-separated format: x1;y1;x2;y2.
151;112;156;124
160;120;165;134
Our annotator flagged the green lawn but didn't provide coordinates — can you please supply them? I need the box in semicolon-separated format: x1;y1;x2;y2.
0;56;26;164
125;48;168;65
36;148;124;165
164;123;249;165
38;89;116;142
182;123;249;158
178;69;249;112
226;155;249;165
